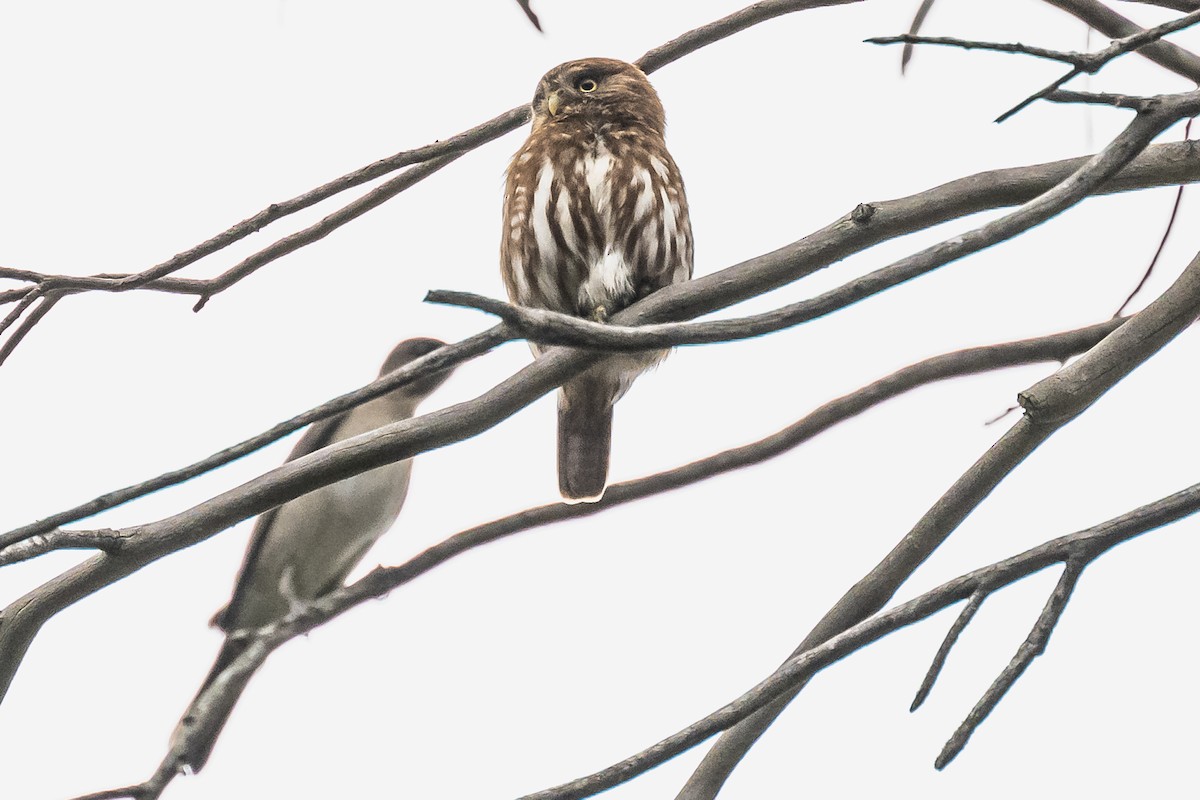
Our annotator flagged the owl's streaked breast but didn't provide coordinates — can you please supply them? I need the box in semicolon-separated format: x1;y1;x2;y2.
502;127;692;321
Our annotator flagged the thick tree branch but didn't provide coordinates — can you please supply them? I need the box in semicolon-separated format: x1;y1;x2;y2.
0;327;510;553
675;237;1200;798
4;94;1198;557
0;0;862;361
102;318;1181;800
519;481;1200;799
6;135;1198;554
1044;0;1200;82
0;318;1126;709
1122;0;1200;11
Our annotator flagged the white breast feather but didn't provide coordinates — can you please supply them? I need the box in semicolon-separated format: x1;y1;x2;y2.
531;159;560;302
577;146;634;311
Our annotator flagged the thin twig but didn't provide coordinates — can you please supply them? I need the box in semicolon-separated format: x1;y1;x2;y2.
1;0;859;312
874;8;1200;123
869;34;1093;66
0;293;60;367
515;0;542;31
1116;118;1194;316
190;154;461;311
0;327;509;553
0;529;128;567
1043;0;1200;82
110;450;1200;800
935;558;1087;769
517;487;1200;800
4;97;1199;556
0;317;1128;711
910;590;986;711
1122;0;1200;10
900;0;938;73
676;228;1200;799
6;138;1193;553
1044;89;1157;108
64;786;144;800
1003;8;1200;121
0;287;41;338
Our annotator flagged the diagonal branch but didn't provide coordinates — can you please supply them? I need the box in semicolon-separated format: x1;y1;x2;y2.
7;133;1199;554
0;292;61;367
935;558;1087;769
675;232;1200;800
910;589;987;712
0;0;862;360
4;99;1199;557
0;327;510;553
517;482;1200;800
0;318;1127;706
871;10;1200;122
1043;0;1200;82
94;326;1200;800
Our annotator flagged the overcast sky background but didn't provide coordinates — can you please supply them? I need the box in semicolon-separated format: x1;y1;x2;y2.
3;1;1199;798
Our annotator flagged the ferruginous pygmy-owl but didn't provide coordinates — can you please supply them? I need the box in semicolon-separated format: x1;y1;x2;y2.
500;58;694;503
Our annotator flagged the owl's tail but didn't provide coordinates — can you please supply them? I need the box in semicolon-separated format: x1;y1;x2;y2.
557;386;612;504
170;637;255;773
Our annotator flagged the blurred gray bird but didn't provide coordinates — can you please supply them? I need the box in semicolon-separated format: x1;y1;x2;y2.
173;337;454;772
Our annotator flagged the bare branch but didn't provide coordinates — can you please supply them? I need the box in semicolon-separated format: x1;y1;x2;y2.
5;101;1199;557
520;483;1200;800
0;318;1126;708
874;9;1200;122
1122;0;1200;11
0;529;129;568
868;34;1093;66
0;293;60;367
0;0;864;361
999;7;1200;120
910;590;986;712
65;787;143;800
0;287;41;336
7;132;1198;555
901;0;938;73
106;371;1200;800
935;559;1087;769
1117;167;1190;315
515;0;542;31
634;0;860;74
0;327;510;553
676;238;1200;799
188;154;460;311
1044;88;1159;108
1044;0;1200;82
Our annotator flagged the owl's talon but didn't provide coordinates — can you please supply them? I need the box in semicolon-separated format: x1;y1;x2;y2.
592;305;609;324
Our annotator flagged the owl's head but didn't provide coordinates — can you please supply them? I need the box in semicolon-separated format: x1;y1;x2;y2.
530;58;666;135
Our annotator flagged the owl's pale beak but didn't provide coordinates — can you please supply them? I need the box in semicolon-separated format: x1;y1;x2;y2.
547;91;561;116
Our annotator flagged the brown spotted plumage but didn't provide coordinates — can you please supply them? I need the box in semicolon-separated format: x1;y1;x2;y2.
501;58;693;503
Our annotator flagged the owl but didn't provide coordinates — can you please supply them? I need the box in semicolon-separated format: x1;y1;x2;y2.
501;58;693;502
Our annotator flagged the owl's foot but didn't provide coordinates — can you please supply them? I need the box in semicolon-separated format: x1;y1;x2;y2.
591;305;609;323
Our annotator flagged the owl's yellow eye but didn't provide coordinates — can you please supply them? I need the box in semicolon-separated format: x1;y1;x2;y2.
577;78;598;93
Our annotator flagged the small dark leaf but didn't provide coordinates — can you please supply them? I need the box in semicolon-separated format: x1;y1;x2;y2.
901;0;937;73
515;0;542;32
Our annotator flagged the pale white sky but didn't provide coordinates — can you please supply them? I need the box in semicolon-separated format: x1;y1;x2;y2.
3;1;1199;798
